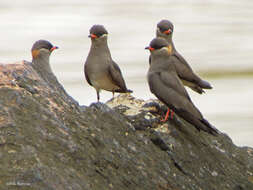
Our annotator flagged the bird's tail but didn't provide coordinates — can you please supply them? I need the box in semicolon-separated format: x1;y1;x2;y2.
178;110;218;136
199;79;212;89
191;117;219;136
126;89;133;93
200;118;219;136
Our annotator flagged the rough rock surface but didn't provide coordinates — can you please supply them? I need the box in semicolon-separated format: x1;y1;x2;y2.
0;61;253;190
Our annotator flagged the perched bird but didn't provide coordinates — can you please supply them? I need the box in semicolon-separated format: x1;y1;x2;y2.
30;40;78;104
146;37;218;135
154;19;212;94
84;25;132;102
31;40;58;73
30;40;59;85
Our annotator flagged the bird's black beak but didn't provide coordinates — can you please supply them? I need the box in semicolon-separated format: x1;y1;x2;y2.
145;46;149;50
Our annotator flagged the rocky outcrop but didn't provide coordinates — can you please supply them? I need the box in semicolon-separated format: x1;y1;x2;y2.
0;61;253;190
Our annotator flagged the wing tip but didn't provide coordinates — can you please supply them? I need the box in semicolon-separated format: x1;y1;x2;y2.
200;80;213;89
201;119;219;136
127;89;133;93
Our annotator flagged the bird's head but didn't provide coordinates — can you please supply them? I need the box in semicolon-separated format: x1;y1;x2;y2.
88;25;108;42
156;20;174;39
31;40;58;59
145;37;173;56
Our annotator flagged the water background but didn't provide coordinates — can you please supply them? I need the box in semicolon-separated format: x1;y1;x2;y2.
0;0;252;146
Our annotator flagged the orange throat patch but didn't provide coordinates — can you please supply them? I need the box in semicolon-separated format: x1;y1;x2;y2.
167;45;172;55
32;49;40;59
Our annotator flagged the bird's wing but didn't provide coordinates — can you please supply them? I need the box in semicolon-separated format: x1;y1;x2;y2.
173;51;195;78
148;55;151;65
148;70;201;118
160;70;192;102
173;52;212;89
84;63;92;86
108;60;128;91
148;67;218;135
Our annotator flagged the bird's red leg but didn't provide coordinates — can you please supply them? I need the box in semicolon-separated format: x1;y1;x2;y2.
161;108;170;122
170;110;174;119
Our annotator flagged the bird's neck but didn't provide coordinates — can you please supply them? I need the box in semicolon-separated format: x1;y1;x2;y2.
32;54;56;87
152;51;171;59
166;35;176;52
90;40;112;59
91;40;110;52
156;31;176;51
32;54;66;96
150;54;172;70
32;54;52;75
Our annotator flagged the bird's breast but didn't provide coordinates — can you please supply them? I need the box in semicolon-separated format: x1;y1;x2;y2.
90;73;119;92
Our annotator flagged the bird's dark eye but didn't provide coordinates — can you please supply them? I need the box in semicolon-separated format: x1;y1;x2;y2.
96;32;107;38
159;26;168;32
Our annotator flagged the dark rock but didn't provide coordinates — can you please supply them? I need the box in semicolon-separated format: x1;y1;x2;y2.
0;61;253;190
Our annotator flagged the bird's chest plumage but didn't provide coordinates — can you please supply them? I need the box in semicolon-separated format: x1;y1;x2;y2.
86;55;118;91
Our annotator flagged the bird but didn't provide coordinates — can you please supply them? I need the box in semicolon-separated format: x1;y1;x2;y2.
146;37;218;135
31;40;58;73
154;19;212;94
29;40;79;104
30;40;59;84
84;24;133;102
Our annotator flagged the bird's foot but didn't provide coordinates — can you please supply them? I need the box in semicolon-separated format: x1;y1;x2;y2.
161;108;174;122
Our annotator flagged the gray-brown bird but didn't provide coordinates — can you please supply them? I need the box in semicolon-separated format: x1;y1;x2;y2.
146;37;218;135
31;40;59;83
84;25;132;102
155;19;212;94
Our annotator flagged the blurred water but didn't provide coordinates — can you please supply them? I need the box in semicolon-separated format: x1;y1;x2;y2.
0;0;252;146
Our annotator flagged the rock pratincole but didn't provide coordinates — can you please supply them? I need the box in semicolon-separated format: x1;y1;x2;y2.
155;19;212;94
84;25;132;102
31;40;58;74
146;37;218;135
